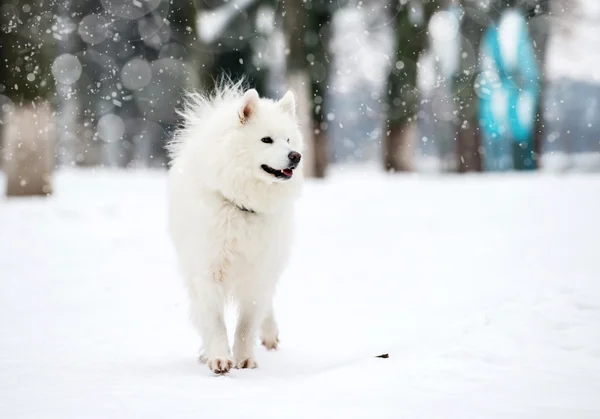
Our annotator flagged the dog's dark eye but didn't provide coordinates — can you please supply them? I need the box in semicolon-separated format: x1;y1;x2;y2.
261;137;273;144
287;138;290;144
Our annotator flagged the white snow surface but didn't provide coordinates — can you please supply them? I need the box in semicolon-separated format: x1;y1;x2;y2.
1;168;600;419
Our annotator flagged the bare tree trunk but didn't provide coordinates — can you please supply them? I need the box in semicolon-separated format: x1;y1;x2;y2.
456;119;482;172
3;102;55;197
384;120;414;172
313;125;328;177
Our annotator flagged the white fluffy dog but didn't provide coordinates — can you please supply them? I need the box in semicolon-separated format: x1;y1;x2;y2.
166;80;304;374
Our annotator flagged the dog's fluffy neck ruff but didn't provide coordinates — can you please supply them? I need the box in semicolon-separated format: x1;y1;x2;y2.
214;173;299;216
219;192;257;214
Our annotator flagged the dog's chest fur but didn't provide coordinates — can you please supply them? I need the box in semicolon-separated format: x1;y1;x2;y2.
209;205;287;288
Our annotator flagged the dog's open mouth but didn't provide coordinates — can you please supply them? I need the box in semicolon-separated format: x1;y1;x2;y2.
261;164;294;180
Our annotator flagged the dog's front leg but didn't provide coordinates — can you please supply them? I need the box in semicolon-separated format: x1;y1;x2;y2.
190;278;232;374
232;296;265;369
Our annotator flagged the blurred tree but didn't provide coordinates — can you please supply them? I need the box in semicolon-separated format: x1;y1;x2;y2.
278;0;334;178
383;0;439;172
451;0;488;172
521;0;550;162
0;1;56;196
305;0;333;178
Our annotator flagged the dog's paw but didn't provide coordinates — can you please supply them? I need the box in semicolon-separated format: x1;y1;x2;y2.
261;337;279;351
235;357;258;369
200;356;233;375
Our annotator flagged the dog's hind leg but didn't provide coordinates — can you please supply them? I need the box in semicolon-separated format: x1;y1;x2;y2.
260;303;279;351
189;277;232;374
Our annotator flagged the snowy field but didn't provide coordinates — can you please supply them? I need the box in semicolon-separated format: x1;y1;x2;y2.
1;168;600;419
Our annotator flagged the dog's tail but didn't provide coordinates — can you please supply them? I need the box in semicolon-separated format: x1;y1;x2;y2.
166;75;249;163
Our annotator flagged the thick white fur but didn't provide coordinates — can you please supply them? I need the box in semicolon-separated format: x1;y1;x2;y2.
166;80;304;374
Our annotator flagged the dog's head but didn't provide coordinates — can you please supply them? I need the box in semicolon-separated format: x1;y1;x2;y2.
170;85;305;212
232;89;304;184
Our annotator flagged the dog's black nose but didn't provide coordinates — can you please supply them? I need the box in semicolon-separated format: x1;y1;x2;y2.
288;151;301;164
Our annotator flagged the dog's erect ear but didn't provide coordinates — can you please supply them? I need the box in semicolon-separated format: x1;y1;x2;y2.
278;90;296;116
239;89;259;124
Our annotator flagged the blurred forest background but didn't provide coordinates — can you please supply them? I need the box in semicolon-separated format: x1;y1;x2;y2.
1;0;599;196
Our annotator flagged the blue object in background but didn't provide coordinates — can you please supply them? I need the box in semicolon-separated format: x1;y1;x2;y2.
477;10;541;171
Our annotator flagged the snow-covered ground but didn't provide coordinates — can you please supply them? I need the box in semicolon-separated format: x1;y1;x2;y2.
1;168;600;419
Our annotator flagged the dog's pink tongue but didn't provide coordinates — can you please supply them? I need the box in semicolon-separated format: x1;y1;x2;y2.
282;169;293;177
